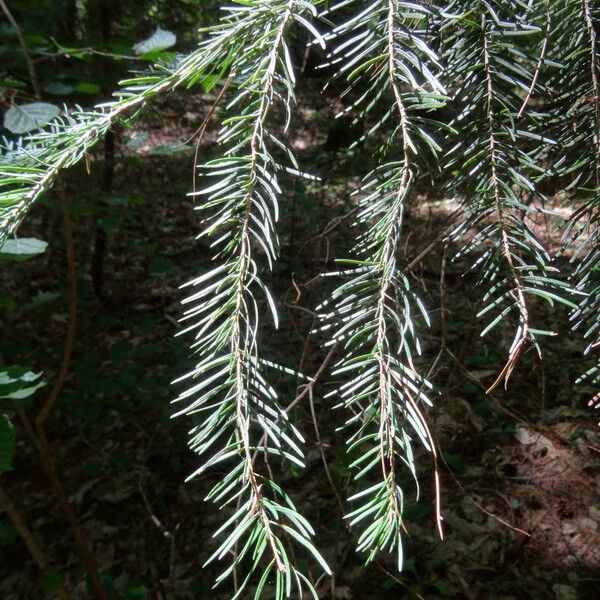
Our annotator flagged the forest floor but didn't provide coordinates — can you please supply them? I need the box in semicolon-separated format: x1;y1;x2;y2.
1;82;600;600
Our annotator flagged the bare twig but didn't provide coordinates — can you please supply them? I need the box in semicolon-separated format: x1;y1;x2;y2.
251;343;339;470
284;344;338;415
33;184;108;600
190;73;235;194
0;8;107;596
137;475;172;540
439;455;531;538
0;0;41;98
516;0;550;120
406;207;460;272
36;185;76;428
425;248;448;381
0;483;71;600
445;347;532;427
308;386;345;515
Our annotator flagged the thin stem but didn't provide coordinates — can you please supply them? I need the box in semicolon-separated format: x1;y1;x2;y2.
33;183;108;600
229;0;296;574
583;0;600;187
36;188;76;427
0;483;72;600
0;0;41;99
481;9;530;392
368;0;416;525
516;0;550;120
190;72;234;194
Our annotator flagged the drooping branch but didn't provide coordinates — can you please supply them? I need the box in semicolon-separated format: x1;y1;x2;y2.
318;0;444;569
0;21;246;243
173;1;330;596
481;12;531;391
444;0;575;391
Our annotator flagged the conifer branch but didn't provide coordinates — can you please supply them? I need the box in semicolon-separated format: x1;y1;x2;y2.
318;0;444;569
174;2;330;596
553;0;600;407
444;0;576;392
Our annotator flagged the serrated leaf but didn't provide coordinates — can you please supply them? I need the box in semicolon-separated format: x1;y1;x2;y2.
133;27;176;56
3;102;60;134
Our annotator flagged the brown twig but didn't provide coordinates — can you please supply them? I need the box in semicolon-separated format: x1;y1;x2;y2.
285;344;338;415
374;559;423;599
426;250;450;538
308;386;345;515
445;347;531;427
0;0;41;99
137;469;179;593
190;72;235;195
425;248;448;382
0;483;71;600
33;184;108;600
516;0;550;120
36;185;76;427
251;344;339;470
406;207;460;272
439;455;531;538
0;7;107;596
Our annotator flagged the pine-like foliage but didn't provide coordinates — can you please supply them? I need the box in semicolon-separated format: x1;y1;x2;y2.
0;48;218;242
4;0;600;597
551;0;600;408
173;2;330;598
442;0;576;392
316;0;445;569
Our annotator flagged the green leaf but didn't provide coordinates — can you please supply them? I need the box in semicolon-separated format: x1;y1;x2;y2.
0;523;18;545
41;571;64;594
0;238;48;262
148;257;173;277
133;27;176;56
3;102;60;134
0;413;15;471
123;579;148;599
0;367;46;401
147;144;193;156
44;82;74;95
98;216;119;232
75;82;101;95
